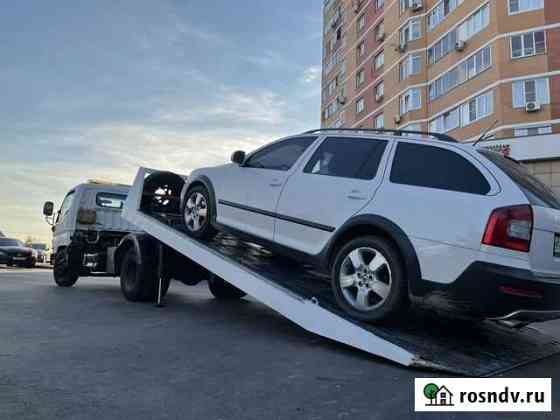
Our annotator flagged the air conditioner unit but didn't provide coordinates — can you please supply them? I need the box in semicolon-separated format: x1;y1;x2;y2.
455;40;466;52
394;115;402;124
376;32;386;42
412;2;423;12
526;101;541;113
375;94;384;102
337;95;347;105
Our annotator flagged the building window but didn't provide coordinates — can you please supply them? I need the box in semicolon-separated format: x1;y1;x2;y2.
428;0;464;31
508;0;544;15
512;78;550;108
375;114;385;129
511;31;546;59
430;109;460;133
375;81;384;98
357;41;366;58
400;53;422;80
457;4;490;42
429;46;491;100
324;101;339;119
402;123;422;136
376;21;385;40
327;78;337;96
400;0;421;13
429;91;494;130
374;51;385;70
356;68;366;87
460;90;494;126
377;0;385;9
428;5;489;65
356;97;366;114
357;13;366;32
400;88;422;115
400;18;422;45
514;125;552;136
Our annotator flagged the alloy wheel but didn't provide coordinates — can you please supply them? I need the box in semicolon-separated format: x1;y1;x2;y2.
338;247;392;311
184;192;208;232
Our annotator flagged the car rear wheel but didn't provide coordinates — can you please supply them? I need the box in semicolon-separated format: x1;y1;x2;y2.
182;185;217;240
331;236;408;323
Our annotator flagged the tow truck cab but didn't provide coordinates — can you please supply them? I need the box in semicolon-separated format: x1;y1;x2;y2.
43;181;141;281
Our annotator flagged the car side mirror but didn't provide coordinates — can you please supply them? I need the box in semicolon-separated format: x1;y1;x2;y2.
43;201;54;217
231;151;246;166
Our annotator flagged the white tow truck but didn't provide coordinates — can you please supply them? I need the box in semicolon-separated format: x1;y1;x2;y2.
107;167;560;376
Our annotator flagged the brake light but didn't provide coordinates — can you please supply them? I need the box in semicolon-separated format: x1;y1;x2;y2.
482;205;533;252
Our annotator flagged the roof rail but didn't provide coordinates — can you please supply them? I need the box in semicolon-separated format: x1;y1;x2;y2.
303;128;459;143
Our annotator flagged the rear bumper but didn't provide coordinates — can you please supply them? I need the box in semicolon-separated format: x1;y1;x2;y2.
420;262;560;322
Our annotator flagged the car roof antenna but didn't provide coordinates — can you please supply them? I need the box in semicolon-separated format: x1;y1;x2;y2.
473;120;499;147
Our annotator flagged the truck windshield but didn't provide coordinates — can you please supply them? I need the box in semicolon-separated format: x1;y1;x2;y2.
479;149;560;210
0;239;23;247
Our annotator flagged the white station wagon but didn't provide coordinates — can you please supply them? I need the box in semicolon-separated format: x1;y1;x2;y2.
180;128;560;323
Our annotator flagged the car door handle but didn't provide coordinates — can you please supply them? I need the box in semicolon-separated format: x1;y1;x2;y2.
269;179;283;187
347;190;367;200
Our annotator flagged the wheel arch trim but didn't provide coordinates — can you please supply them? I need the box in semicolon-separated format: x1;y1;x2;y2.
322;214;423;295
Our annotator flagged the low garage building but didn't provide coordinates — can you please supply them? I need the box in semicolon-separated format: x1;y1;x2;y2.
480;133;560;197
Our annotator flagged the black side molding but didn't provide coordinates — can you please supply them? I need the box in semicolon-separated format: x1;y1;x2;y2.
218;200;335;233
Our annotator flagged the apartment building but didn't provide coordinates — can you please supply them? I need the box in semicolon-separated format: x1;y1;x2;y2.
321;0;559;141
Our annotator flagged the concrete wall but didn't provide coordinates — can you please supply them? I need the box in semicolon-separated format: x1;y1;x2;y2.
524;160;560;197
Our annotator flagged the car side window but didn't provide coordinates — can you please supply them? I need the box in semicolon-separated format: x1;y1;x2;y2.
303;137;388;180
56;191;75;224
244;137;317;171
390;142;491;195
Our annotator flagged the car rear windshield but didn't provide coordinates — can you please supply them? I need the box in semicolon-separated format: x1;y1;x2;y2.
479;149;560;209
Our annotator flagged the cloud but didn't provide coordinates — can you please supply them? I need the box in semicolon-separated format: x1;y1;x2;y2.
157;89;289;126
301;66;322;84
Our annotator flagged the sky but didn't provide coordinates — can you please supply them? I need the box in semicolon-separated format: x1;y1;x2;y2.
0;0;324;243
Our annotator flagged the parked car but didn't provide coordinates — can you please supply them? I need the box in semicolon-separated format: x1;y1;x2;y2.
179;129;560;323
43;181;143;287
28;243;50;264
0;238;38;268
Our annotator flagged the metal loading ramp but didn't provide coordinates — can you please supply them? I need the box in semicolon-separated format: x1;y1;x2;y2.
123;168;560;377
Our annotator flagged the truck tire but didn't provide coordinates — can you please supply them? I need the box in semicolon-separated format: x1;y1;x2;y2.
120;246;170;302
54;249;79;287
208;274;246;300
331;236;409;323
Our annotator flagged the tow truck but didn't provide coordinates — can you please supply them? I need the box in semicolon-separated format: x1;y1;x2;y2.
111;168;560;376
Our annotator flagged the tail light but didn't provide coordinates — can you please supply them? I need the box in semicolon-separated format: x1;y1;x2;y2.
482;205;533;252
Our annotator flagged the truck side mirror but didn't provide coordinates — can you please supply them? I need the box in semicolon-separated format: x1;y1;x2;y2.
231;151;246;166
43;201;54;217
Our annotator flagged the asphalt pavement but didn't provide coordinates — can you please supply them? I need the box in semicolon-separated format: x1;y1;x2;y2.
0;268;558;420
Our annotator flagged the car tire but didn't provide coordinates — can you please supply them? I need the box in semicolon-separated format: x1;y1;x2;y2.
331;236;408;323
208;274;246;300
182;185;217;240
120;247;170;302
54;249;79;287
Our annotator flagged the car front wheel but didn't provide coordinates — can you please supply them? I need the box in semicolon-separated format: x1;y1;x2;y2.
331;236;408;323
182;185;217;240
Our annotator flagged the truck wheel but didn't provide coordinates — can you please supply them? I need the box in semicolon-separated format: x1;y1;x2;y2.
331;236;408;323
182;185;217;240
208;274;246;300
54;249;79;287
120;247;170;302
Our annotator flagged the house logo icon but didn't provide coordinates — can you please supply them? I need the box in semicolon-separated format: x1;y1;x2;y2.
423;383;454;407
